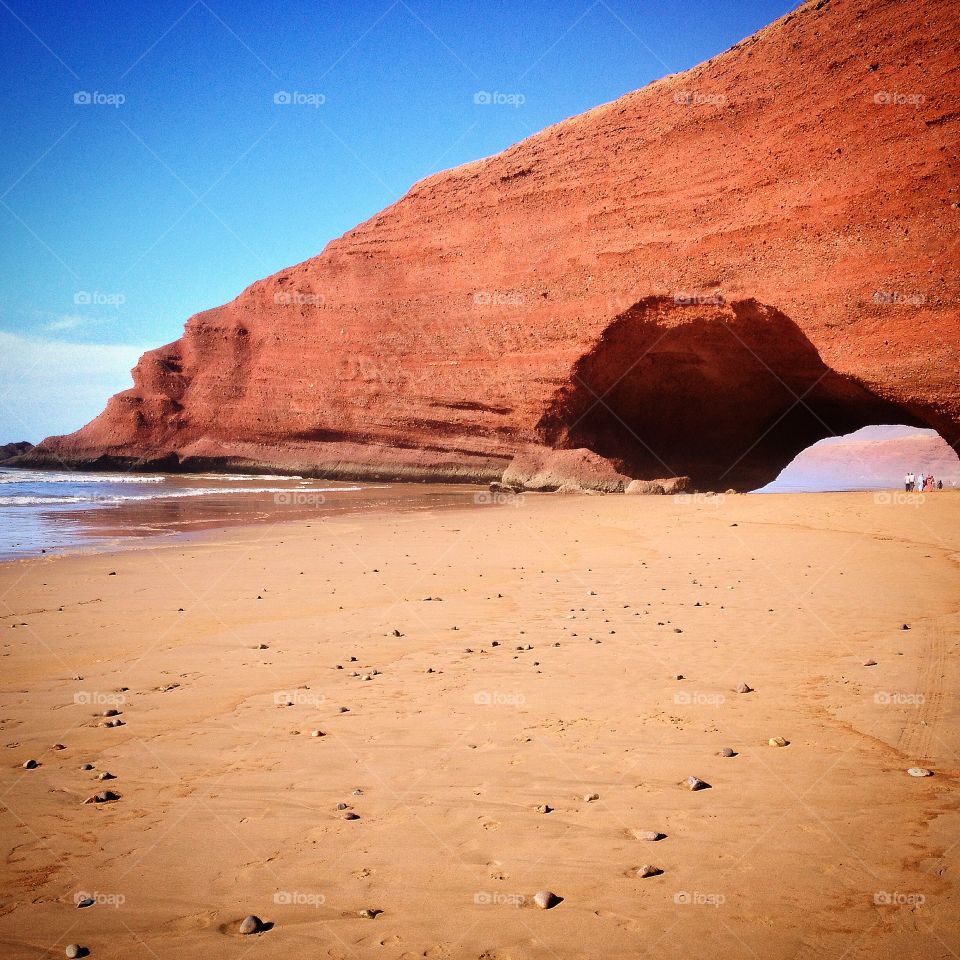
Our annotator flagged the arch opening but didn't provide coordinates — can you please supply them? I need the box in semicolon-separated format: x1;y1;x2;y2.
757;425;960;492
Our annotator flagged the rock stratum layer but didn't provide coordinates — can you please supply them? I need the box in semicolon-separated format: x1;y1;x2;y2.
26;0;960;490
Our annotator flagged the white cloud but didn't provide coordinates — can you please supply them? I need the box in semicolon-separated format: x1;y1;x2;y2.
44;314;89;332
0;332;147;443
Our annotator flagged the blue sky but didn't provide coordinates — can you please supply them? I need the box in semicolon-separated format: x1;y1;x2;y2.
0;0;800;442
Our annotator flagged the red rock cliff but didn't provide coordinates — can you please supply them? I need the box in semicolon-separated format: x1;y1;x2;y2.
27;0;960;490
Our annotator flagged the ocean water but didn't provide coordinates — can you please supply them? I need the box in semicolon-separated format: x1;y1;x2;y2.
0;468;479;560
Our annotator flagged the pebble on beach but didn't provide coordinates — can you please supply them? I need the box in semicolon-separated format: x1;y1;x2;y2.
238;915;262;934
735;682;753;693
720;747;737;758
768;737;789;747
533;890;558;909
636;864;662;878
907;767;933;777
22;759;38;769
863;659;877;666
65;946;85;959
632;830;663;841
686;776;709;791
83;790;119;804
358;908;382;919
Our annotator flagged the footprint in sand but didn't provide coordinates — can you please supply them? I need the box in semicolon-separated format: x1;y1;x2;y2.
167;910;217;933
594;909;643;933
478;816;500;831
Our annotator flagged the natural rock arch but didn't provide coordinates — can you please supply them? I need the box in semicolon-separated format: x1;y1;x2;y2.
536;297;925;490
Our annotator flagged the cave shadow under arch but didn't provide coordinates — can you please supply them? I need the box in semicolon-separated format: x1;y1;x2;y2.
536;296;929;491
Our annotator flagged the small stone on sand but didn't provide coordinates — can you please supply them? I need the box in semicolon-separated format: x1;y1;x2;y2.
65;946;84;959
863;659;877;666
686;776;709;791
310;730;325;737
632;830;662;841
96;771;115;780
238;915;261;934
80;763;94;770
907;767;933;777
583;792;599;801
359;908;381;919
735;682;753;693
536;804;553;814
720;747;737;758
22;759;38;769
344;811;360;820
533;890;558;909
83;789;119;804
768;737;788;747
636;864;661;878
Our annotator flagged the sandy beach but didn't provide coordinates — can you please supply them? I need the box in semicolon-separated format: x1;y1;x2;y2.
1;490;957;959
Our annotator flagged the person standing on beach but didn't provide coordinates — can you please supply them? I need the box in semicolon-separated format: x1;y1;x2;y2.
905;471;914;492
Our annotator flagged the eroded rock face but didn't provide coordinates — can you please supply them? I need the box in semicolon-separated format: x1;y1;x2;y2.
24;0;959;489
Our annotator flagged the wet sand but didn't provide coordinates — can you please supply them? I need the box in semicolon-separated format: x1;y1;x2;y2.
0;490;958;959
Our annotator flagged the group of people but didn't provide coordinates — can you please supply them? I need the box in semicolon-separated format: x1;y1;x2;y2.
904;471;942;492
